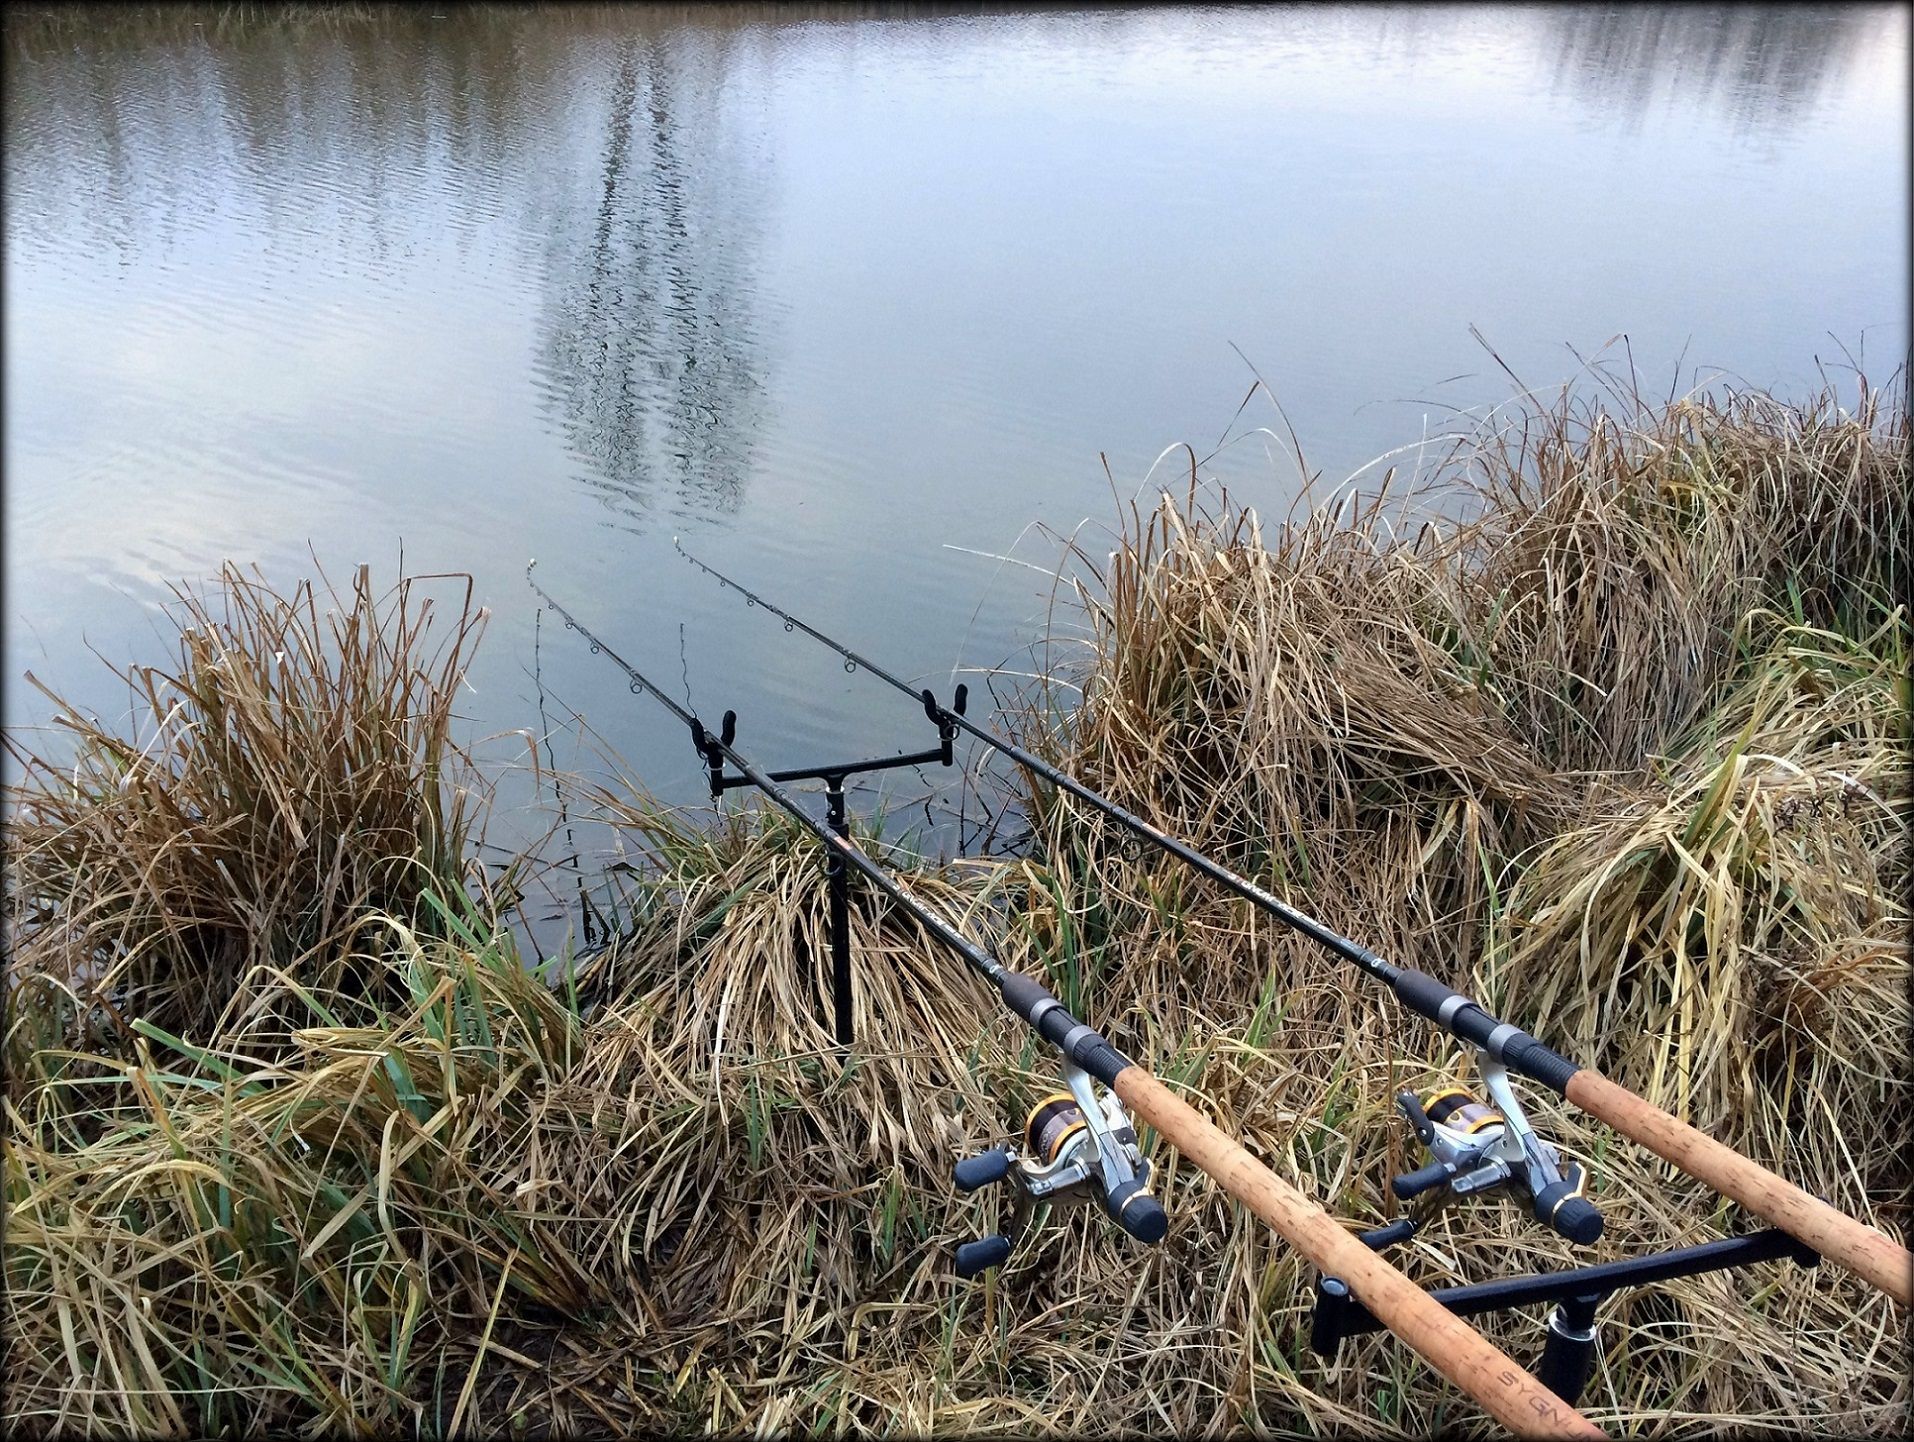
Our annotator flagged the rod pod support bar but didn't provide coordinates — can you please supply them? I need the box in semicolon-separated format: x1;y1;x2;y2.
1313;1224;1821;1408
536;561;959;1047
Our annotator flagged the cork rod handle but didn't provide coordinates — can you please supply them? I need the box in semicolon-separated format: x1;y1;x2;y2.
1564;1069;1912;1308
1112;1068;1607;1440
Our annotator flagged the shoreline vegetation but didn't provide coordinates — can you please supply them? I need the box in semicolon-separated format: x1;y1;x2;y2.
4;376;1908;1436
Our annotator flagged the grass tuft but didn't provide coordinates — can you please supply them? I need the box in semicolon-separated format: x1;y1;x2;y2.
5;563;487;1074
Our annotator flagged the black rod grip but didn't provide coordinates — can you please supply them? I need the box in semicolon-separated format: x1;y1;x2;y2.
996;969;1056;1025
1392;967;1466;1023
953;1148;1012;1193
993;970;1130;1085
1387;969;1580;1094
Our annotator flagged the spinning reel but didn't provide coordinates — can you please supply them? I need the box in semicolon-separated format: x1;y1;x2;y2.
1369;1048;1602;1249
951;1060;1169;1276
1312;1048;1816;1408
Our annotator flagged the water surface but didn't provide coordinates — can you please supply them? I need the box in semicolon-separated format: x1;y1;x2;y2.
6;3;1906;944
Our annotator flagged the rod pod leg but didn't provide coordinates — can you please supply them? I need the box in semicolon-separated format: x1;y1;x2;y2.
825;777;853;1048
1538;1294;1601;1407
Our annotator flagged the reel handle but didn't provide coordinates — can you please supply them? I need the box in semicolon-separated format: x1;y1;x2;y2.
1393;1160;1454;1200
954;1234;1012;1277
953;1148;1012;1192
1361;1217;1420;1250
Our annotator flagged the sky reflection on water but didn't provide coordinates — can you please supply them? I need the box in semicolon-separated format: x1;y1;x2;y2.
5;3;1905;945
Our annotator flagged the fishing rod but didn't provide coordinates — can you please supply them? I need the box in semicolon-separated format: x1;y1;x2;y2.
526;560;1602;1440
672;538;1914;1313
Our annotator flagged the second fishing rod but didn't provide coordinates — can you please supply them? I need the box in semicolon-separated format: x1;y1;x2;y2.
672;536;1914;1311
526;560;1601;1441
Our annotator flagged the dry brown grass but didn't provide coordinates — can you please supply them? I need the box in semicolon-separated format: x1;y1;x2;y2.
3;914;594;1437
4;378;1908;1438
1009;375;1911;1433
4;563;487;1078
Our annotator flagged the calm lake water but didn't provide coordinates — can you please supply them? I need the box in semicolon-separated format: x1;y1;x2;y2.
5;4;1907;944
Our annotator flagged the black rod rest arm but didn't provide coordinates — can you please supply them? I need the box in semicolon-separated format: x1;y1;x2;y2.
692;687;966;798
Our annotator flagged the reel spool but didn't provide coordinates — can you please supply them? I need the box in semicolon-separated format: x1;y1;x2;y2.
1026;1093;1090;1166
951;1064;1168;1276
1422;1086;1504;1138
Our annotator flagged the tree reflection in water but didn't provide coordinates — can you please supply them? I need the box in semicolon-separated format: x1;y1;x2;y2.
1532;4;1885;135
1;2;1892;543
529;26;771;529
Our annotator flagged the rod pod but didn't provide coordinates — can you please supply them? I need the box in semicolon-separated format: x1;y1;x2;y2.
671;539;1914;1311
529;564;1604;1441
